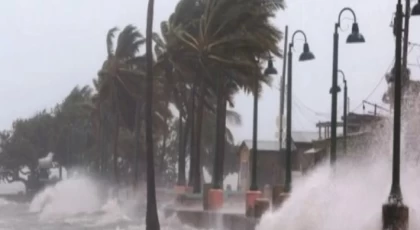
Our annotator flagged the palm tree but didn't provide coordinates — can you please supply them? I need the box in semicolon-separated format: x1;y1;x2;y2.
165;0;283;190
97;25;145;184
153;27;191;188
145;0;160;229
198;104;242;178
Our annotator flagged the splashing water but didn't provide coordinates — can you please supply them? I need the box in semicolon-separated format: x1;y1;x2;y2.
25;174;198;229
29;176;103;221
16;116;420;229
0;198;12;206
257;117;420;230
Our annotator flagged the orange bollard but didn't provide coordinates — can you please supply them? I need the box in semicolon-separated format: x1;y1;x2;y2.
246;190;262;217
208;189;224;211
174;185;188;194
254;198;271;218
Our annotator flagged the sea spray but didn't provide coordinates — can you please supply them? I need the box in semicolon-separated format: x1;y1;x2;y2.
256;143;420;229
29;176;102;221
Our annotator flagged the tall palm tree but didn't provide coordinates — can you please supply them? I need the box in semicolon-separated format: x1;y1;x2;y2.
153;28;191;188
145;0;160;229
131;55;173;188
97;25;145;184
165;0;283;190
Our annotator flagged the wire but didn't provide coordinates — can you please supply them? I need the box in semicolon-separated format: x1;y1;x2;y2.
408;42;420;47
351;44;416;112
292;99;314;130
351;77;385;112
418;57;420;69
292;93;330;117
351;56;395;112
293;98;319;124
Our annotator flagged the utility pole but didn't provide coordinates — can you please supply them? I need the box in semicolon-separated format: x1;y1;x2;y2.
279;25;288;177
402;0;410;70
343;78;348;154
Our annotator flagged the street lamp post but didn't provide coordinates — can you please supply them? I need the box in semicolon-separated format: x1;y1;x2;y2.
413;0;420;15
249;73;260;192
338;70;348;155
382;1;420;229
245;57;277;216
330;8;365;165
285;30;315;193
272;26;288;186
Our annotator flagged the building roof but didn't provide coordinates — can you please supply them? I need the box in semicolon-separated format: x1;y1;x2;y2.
312;131;370;143
292;131;319;143
241;131;318;152
242;139;296;152
346;112;386;123
304;148;322;155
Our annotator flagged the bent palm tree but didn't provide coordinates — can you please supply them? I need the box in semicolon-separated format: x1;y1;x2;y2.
97;25;145;184
166;0;283;190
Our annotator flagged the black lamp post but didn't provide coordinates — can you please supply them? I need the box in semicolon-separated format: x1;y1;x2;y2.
330;8;365;165
338;70;348;155
284;30;315;193
249;57;278;192
382;1;420;229
249;72;260;191
412;0;420;15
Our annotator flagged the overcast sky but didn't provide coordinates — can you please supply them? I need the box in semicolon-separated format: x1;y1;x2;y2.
1;0;420;144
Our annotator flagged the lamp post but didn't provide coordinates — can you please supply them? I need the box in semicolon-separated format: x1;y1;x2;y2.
330;8;365;165
413;0;420;15
249;72;260;192
338;70;348;155
266;36;283;185
382;1;420;229
244;57;278;216
284;30;315;193
248;56;280;193
277;26;288;186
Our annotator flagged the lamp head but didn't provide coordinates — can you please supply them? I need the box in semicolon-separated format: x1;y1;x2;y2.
412;0;420;16
299;43;315;61
264;58;278;75
346;23;365;43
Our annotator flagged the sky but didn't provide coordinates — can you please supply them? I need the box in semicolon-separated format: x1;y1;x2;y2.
1;0;420;145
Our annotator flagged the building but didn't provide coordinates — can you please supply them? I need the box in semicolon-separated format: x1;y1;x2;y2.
236;131;318;191
311;112;388;162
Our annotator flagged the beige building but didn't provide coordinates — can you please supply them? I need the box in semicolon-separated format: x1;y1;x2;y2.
236;132;318;191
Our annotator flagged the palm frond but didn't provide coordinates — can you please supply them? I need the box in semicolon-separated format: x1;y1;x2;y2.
106;27;118;57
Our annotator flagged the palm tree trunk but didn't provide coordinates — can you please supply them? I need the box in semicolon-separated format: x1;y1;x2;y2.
188;85;196;187
133;101;142;189
67;125;72;173
212;77;223;189
158;127;168;186
218;94;227;189
182;117;191;158
99;105;105;175
113;104;120;185
158;101;169;184
177;91;193;186
182;96;192;164
105;113;112;176
193;81;205;193
181;111;191;186
145;0;160;228
177;111;186;186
